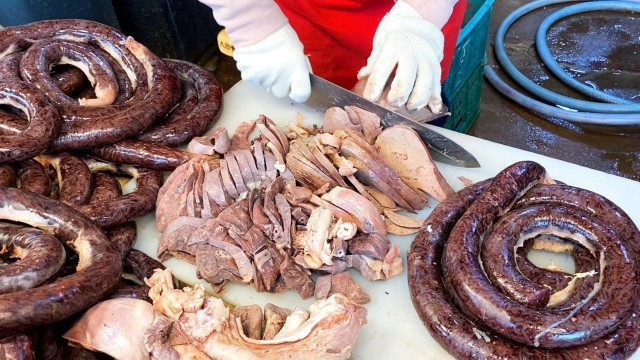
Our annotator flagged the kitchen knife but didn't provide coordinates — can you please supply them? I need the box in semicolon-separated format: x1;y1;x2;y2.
306;73;481;168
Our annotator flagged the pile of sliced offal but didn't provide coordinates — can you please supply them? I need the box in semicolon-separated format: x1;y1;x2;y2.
155;105;454;304
63;106;455;359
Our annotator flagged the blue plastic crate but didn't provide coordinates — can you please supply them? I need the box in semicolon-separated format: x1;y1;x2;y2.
441;0;494;132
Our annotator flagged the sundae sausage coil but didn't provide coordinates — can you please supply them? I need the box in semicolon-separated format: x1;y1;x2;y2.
0;19;181;151
0;81;59;164
0;187;121;336
408;161;640;358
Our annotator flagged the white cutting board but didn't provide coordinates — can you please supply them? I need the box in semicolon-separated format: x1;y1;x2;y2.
133;80;640;359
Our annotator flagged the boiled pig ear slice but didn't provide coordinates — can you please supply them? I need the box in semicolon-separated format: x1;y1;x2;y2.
373;125;454;202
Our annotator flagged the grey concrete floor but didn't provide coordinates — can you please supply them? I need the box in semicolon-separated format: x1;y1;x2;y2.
469;0;640;181
212;0;640;182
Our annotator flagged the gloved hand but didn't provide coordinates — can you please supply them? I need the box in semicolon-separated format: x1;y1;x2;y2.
233;23;312;103
358;0;445;112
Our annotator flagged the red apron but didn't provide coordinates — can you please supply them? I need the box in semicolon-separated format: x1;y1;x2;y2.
274;0;467;89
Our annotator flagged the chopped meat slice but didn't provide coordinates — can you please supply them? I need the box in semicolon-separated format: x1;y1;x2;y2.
263;116;290;154
253;140;266;176
321;187;386;235
187;126;230;155
314;272;370;304
347;232;390;260
256;117;284;157
253;246;280;292
285;151;337;191
156;160;198;231
346;243;402;281
195;244;243;285
274;193;292;249
224;153;248;195
311;146;349;187
229;119;257;151
219;159;239;199
157;216;207;261
373;125;454;201
343;106;382;144
263;149;278;180
291;207;309;225
279;255;315;299
203;167;233;208
263;177;285;239
341;136;425;211
237;149;261;188
263;304;294;340
217;198;253;238
233;305;264;340
323;107;361;134
232;149;258;190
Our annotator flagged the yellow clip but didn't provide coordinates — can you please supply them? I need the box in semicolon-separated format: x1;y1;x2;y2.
217;28;234;57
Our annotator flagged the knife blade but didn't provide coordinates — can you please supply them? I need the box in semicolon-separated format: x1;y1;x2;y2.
305;74;480;168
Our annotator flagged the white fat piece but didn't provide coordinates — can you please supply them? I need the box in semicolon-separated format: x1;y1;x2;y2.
272;309;311;340
303;208;334;268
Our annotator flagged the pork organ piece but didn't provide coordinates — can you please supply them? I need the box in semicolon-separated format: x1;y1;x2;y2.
343;106;382;144
63;298;155;360
321;187;386;235
373;125;454;202
323;107;361;134
144;269;368;360
314;271;371;304
187;126;230;155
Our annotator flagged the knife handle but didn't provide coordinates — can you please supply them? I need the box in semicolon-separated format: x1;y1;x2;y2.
217;28;235;57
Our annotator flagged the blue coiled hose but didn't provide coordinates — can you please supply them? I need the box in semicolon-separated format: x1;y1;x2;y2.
484;0;640;127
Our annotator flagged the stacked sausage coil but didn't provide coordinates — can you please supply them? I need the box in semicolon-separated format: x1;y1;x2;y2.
408;161;640;359
0;19;223;168
0;19;224;357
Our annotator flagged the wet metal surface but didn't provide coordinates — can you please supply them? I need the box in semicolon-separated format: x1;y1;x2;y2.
211;0;640;181
473;0;640;181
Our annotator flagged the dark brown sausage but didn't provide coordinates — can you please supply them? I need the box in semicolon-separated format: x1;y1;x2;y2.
0;334;35;360
137;58;224;147
443;162;635;347
0;111;27;135
51;65;90;97
407;162;640;359
88;172;122;204
79;166;162;228
89;139;218;171
123;249;166;282
19;39;119;107
106;222;137;259
0;164;16;187
17;159;51;197
0;81;60;164
0;52;23;82
0;19;180;151
0;223;66;293
50;154;93;206
0;187;121;336
107;283;152;303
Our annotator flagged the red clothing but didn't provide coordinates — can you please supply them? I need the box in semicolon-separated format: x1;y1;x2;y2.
274;0;467;89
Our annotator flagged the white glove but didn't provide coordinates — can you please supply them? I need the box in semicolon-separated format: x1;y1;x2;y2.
358;1;445;112
233;23;311;103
